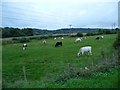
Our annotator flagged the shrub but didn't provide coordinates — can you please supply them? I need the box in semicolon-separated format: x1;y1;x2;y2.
19;38;30;43
12;38;19;41
12;38;30;43
113;32;120;49
76;33;83;37
105;30;112;34
97;29;113;35
86;33;96;36
55;51;119;84
2;40;13;45
113;32;120;63
40;36;49;39
70;35;77;37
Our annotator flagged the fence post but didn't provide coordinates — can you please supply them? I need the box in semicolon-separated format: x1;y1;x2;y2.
23;66;27;83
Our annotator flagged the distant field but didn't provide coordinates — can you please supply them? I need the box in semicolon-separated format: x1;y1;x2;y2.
2;34;119;88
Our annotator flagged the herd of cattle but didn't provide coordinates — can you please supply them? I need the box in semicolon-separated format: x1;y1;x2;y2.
22;35;104;57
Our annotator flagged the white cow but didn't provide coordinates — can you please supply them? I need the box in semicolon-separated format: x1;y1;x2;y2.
43;40;46;44
101;36;104;39
75;38;81;43
77;46;92;56
54;37;56;40
61;37;64;39
23;43;27;50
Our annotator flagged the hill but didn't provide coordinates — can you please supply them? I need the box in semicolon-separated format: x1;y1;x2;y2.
2;27;118;38
33;28;100;35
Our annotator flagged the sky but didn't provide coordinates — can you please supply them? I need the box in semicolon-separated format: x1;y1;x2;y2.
1;0;120;30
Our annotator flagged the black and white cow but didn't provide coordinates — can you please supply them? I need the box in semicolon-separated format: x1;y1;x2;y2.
55;42;62;47
43;40;46;44
23;43;27;50
96;36;104;40
96;37;100;40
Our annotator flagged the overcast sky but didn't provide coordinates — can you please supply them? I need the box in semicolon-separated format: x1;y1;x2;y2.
1;0;119;30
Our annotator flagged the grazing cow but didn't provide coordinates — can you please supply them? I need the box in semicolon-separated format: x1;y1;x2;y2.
61;37;64;39
43;40;46;44
96;36;100;40
55;42;62;47
75;38;81;43
23;43;27;50
85;67;89;70
54;37;57;40
77;46;92;56
96;36;104;40
101;36;104;39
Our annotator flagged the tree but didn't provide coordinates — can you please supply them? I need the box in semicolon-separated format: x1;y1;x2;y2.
76;32;83;37
105;30;112;34
2;27;34;38
21;28;33;36
2;28;12;38
97;29;112;34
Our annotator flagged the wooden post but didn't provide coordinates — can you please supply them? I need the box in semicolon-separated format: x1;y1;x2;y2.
92;59;94;66
23;66;27;82
101;50;105;59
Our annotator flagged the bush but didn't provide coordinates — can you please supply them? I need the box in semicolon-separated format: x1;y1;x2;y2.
70;35;76;37
113;32;120;49
76;33;83;37
113;32;120;62
86;33;96;36
12;38;19;41
19;38;30;43
55;50;119;84
2;40;13;45
12;38;30;43
105;30;112;34
40;36;49;39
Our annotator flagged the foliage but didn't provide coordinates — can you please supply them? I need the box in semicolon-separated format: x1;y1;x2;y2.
2;66;119;88
76;32;83;37
40;36;49;39
2;27;119;38
113;32;120;63
86;32;96;36
113;32;120;49
2;27;34;38
19;38;30;43
55;51;118;84
86;29;119;37
97;29;117;35
12;38;30;43
2;40;13;45
21;28;33;36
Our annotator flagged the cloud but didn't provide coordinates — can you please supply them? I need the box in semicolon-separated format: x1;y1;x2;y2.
2;0;118;29
2;0;120;3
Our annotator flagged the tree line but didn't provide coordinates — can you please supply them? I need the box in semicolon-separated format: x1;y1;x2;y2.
1;27;34;38
71;28;119;37
1;27;120;38
86;28;119;36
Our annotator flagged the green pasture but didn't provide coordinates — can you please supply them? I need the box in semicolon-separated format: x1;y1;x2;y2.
2;34;118;88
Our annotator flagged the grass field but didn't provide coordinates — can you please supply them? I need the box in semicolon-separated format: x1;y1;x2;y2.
2;34;119;88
